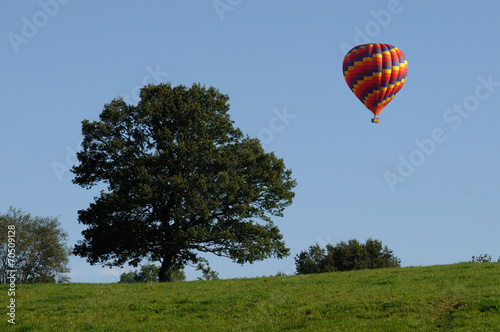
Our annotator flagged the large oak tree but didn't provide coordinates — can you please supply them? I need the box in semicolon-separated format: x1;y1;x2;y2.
72;83;296;281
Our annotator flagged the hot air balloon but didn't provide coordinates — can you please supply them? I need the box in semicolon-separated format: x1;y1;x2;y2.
342;43;408;123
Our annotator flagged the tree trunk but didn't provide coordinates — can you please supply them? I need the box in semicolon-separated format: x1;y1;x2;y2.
158;254;175;282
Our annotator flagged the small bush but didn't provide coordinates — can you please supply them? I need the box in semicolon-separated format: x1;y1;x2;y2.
295;238;400;275
471;254;492;263
119;264;185;283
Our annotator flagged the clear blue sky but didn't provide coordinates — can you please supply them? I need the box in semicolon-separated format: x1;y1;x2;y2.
2;1;499;282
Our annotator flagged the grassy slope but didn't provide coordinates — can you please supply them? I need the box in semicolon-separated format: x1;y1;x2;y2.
2;263;499;331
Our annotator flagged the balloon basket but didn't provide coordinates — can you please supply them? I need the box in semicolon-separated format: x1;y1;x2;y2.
371;118;380;123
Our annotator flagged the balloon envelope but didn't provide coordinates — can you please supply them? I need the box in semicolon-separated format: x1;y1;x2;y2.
342;43;408;117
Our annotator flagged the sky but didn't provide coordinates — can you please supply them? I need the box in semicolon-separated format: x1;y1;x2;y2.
1;0;499;283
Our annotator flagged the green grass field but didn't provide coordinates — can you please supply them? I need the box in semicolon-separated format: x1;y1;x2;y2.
2;262;499;331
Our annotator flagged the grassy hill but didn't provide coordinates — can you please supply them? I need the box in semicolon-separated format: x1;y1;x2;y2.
3;262;499;331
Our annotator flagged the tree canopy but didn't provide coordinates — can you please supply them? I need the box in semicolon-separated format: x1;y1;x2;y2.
295;238;401;275
0;207;71;284
72;83;296;282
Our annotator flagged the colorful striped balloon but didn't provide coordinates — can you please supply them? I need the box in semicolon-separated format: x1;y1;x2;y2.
342;43;408;121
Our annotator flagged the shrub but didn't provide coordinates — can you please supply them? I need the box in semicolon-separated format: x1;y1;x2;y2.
295;238;401;275
471;254;492;263
119;264;185;283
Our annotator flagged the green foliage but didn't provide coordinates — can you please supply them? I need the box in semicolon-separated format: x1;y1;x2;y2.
294;244;325;274
71;83;296;281
119;264;185;283
170;266;187;282
471;254;497;263
0;207;71;284
121;264;160;283
295;238;401;275
4;263;499;330
196;258;219;281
